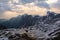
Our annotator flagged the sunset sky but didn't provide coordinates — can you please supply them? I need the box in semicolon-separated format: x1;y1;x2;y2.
0;0;60;19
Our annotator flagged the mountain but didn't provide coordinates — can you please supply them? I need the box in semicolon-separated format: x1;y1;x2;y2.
0;11;60;39
0;11;60;28
0;14;40;28
0;19;7;23
0;19;8;29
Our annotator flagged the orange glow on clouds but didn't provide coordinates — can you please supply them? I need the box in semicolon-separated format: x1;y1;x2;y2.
2;5;60;19
13;5;47;16
2;5;48;19
51;7;60;13
2;11;19;19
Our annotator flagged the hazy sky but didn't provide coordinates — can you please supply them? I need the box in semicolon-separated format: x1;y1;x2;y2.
0;0;60;19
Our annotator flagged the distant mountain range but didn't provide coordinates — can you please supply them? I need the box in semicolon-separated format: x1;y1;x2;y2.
0;11;60;28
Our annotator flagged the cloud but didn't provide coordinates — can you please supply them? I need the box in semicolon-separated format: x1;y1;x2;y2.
21;0;47;4
49;0;60;13
38;0;47;1
0;0;60;19
51;7;60;13
0;0;49;14
51;0;60;9
21;0;35;4
8;0;50;11
0;0;11;14
35;1;50;9
0;11;19;19
20;0;50;9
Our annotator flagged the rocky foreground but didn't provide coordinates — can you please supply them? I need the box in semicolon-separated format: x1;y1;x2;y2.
0;28;60;40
